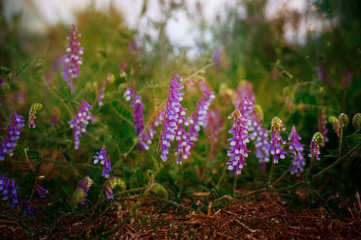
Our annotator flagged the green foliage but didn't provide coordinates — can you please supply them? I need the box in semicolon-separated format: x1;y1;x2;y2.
0;0;360;233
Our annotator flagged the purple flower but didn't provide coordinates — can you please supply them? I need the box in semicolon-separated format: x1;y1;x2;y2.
97;80;106;106
93;146;111;178
174;114;193;163
318;110;328;145
130;93;152;151
28;103;43;128
105;182;114;199
288;125;305;175
226;98;253;175
68;100;94;150
249;119;270;170
124;87;135;101
270;117;287;164
0;173;19;208
0;112;25;161
204;108;223;158
76;176;93;205
19;199;38;216
64;25;83;79
194;90;215;128
308;132;324;161
36;184;48;198
160;72;185;161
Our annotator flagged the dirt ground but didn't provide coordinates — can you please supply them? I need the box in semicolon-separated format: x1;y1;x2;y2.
1;193;360;239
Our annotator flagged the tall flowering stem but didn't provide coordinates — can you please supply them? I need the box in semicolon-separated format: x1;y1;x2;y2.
288;125;305;176
305;132;324;181
64;25;83;80
68;100;94;150
130;93;152;151
0;112;25;161
268;117;286;187
28;103;43;128
226;98;252;175
249;120;270;170
124;89;152;151
93;146;111;178
270;117;287;164
160;72;185;161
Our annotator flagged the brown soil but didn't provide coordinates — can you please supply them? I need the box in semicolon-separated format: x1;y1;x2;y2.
1;193;360;239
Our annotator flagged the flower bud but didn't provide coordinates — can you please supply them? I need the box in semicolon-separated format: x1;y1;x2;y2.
312;132;324;146
352;113;361;130
338;113;349;128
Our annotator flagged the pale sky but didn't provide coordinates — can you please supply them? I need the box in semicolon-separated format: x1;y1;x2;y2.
3;0;332;50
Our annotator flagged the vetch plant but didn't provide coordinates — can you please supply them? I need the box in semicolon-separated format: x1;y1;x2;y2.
226;98;253;175
93;146;111;178
288;125;305;176
64;25;84;80
68;100;94;150
160;72;185;161
28;103;43;128
0;112;25;161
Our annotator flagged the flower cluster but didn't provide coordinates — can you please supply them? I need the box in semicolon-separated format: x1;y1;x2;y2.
226;98;253;175
130;93;152;151
28;103;43;128
0;173;19;208
75;176;93;205
308;132;324;161
288;126;305;176
270;117;287;164
160;72;185;161
0;112;25;161
64;25;83;79
97;80;106;106
93;146;111;178
36;184;48;198
204;108;223;158
68;100;94;150
124;87;135;101
318;110;328;145
249;120;270;170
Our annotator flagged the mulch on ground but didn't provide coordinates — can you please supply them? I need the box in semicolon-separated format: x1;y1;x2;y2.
1;193;360;239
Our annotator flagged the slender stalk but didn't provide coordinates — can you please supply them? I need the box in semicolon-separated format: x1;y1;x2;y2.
304;154;315;183
271;168;290;186
338;126;344;158
232;174;238;197
314;142;361;177
267;158;275;189
215;164;227;188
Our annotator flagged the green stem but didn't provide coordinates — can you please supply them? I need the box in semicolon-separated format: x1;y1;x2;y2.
314;142;361;177
232;174;238;197
215;164;227;189
272;168;290;186
338;126;344;158
267;159;275;189
304;155;315;183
